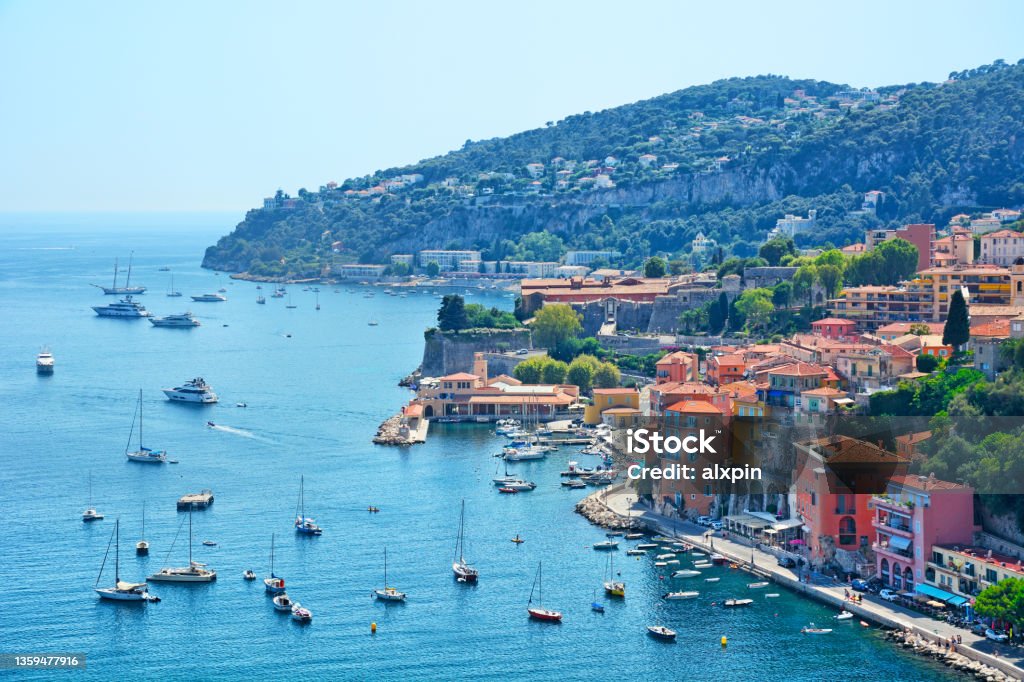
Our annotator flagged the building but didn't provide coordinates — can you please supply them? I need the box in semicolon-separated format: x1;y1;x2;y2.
979;230;1024;266
706;354;745;386
829;282;934;329
872;474;977;593
418;250;482;272
692;231;717;258
519;276;675;315
564;250;621;267
760;362;832;409
390;254;415;267
649;381;731;415
601;407;642;428
932;230;974;268
583;388;640;425
865;223;935;272
650;401;729;517
971;319;1011;379
555;265;590;278
334;263;387;280
895;431;931;460
927;544;1024;605
655;351;699;384
811;318;857;340
874;322;944;341
525;163;545;179
770;211;817;238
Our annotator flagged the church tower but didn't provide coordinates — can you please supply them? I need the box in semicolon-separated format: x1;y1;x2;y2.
1012;257;1024;307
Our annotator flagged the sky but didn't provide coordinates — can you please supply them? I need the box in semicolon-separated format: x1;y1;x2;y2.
1;0;1022;213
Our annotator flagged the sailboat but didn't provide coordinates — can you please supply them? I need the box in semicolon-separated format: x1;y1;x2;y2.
286;294;297;309
527;561;562;622
603;553;625;597
294;476;322;536
374;547;407;602
167;274;182;297
452;499;478;582
82;472;104;522
125;390;167;463
264;534;285;594
95;519;151;601
95;254;146;295
148;510;216;582
315;292;320;311
136;503;149;555
256;291;266;305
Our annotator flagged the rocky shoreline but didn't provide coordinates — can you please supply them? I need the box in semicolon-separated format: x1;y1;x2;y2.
575;491;644;531
372;414;422;446
885;629;1019;681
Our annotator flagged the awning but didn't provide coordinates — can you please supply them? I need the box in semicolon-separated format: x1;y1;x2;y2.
885;535;912;551
914;583;968;606
834;398;856;405
772;518;804;531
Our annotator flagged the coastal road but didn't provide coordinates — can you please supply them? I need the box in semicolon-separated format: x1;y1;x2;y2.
601;489;1024;676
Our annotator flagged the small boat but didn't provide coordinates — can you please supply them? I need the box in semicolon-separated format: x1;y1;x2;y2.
710;553;727;564
167;275;182;297
765;593;780;598
452;500;479;583
705;577;721;583
505;480;536;491
651;536;672;543
860;621;870;627
207;421;216;427
801;623;832;634
562;480;586;489
94;519;151;602
236;402;247;408
656;554;675;561
243;570;256;581
626;549;646;556
593;540;618;551
159;266;171;271
217;287;227;293
125;390;167;463
511;535;525;544
748;581;770;589
671;570;701;578
83;472;104;522
835;611;854;620
636;543;658;550
374;547;407;602
191;293;227;302
368;320;379;326
663;591;699;600
202;540;217;547
603;554;625;598
499;487;518;494
256;295;266;304
294;476;323;536
527;562;562;622
264;534;286;594
367;506;380;513
647;626;677;641
666;559;680;566
148;511;216;582
136;503;149;555
290;604;313;623
273;593;294;611
592;602;605;613
723;598;754;608
36;348;54;374
624;533;644;540
655;562;667;567
693;562;713;568
605;531;623;537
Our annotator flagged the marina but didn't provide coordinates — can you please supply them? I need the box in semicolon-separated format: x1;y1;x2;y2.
0;217;963;681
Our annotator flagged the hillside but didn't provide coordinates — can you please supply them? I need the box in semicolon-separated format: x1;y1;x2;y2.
203;60;1024;277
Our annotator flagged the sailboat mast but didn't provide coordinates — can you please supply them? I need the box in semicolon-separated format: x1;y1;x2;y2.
138;389;143;450
115;519;120;583
384;547;388;585
112;258;119;289
125;252;134;288
270;534;275;575
188;510;192;565
142;502;145;538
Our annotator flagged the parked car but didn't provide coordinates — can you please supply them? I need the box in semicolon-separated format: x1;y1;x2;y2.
696;516;712;526
709;521;723;531
971;623;989;636
777;556;797;568
986;629;1009;643
879;589;899;602
851;579;869;592
515;348;529;355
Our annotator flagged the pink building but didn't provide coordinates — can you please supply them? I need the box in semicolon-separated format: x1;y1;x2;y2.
872;474;977;592
810;317;857;340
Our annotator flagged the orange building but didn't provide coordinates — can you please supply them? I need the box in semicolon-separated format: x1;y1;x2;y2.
649;400;729;517
706;354;745;385
655;351;699;384
649;381;731;414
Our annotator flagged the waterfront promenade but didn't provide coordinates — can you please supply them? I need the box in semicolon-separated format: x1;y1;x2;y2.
600;488;1024;680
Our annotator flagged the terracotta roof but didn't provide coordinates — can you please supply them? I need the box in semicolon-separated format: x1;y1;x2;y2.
980;230;1024;239
718;381;759;398
888;474;967;492
806;436;909;464
770;362;828;377
876;322;944;336
602;407;641;415
971;319;1011;338
710;354;745;366
487;374;522;386
801;387;847;397
592;388;639;396
895;431;932;445
811;318;856;326
467;394;573;405
403;404;423;417
665;400;724;415
656;351;697;366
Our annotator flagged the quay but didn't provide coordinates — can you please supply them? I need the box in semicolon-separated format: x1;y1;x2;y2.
373;405;429;446
587;486;1024;682
177;489;214;510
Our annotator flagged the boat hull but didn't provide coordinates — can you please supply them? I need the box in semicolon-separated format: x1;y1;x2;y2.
95;587;148;601
374;589;407;602
264;578;286;594
126;451;167;463
452;563;478;583
527;607;562;622
162;390;218;403
148;569;217;583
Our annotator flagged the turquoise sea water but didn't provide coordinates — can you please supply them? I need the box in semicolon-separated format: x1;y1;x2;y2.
0;214;955;681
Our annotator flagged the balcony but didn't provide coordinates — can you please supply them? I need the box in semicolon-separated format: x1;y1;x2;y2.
871;496;914;513
872;518;913;538
873;542;913;561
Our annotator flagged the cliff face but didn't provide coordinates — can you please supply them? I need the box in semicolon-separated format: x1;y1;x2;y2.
419;329;532;378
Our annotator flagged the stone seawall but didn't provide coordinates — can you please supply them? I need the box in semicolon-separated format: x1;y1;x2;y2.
420;328;532;378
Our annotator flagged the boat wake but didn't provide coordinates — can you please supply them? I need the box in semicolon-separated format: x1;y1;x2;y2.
207;423;278;444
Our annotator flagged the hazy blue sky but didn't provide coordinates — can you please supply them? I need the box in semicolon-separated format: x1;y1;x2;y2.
1;0;1021;212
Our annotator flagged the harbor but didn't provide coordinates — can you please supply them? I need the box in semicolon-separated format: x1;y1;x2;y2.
0;216;970;681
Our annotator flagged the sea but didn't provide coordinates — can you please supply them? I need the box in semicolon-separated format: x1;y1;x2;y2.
0;213;955;681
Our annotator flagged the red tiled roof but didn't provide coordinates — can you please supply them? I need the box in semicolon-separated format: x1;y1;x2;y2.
592;388;639;396
770;362;828;377
971;319;1011;338
665;400;724;415
888;474;966;491
812;318;856;326
440;372;480;381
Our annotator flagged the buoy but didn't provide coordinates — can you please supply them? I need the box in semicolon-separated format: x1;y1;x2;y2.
371;622;377;633
721;636;727;647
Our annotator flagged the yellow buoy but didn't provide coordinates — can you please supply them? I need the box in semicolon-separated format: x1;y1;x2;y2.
721;636;727;646
371;622;377;633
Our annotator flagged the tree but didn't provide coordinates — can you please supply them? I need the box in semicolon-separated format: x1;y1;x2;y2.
793;264;817;307
644;256;667;278
943;289;970;350
567;354;600;393
593;362;621;389
668;259;688;276
875;238;919;283
734;289;774;334
513;231;564;262
390;261;410;277
513;357;544;384
708;292;729;333
816;264;843;299
541;358;569;384
916;353;940;373
772;281;792;308
531;304;583;350
758;237;797;267
909;323;932;336
425;261;440;277
974;577;1024;631
437;294;468;331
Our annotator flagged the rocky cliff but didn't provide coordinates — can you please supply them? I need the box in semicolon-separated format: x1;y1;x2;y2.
419;329;532;378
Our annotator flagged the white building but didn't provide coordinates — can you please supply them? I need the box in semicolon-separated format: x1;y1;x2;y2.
525;163;545;179
564;250;621;267
638;154;658;168
418;250;482;271
692;231;716;256
593;174;615;189
334;264;387;280
771;210;817;238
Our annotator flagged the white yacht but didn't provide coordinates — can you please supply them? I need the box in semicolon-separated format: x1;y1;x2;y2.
92;295;151;318
148;511;216;583
95;520;151;602
94;255;146;295
36;348;54;374
191;293;226;302
162;377;218;404
125;390;167;463
150;312;200;328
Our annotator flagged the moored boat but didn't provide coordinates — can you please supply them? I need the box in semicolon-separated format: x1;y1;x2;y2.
163;377;218;404
264;534;286;594
527;562;562;622
294;476;323;536
373;547;407;602
125;390;167;463
36;348;54;374
273;593;294;611
647;625;677;641
663;591;699;600
291;604;313;623
724;598;754;608
452;500;478;583
148;511;216;582
671;569;701;578
94;519;151;602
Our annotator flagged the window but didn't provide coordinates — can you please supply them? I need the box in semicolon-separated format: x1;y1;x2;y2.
704;484;713;496
838;516;856;546
932;551;944;565
986;568;998;583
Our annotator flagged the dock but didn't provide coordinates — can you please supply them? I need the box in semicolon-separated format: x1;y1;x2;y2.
177;489;214;510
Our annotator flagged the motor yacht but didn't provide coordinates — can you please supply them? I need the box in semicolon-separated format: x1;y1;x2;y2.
190;293;226;302
162;377;218;404
150;312;200;328
92;296;151;318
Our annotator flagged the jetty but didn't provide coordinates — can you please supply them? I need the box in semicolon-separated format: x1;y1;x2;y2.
177;489;214;510
373;405;429;446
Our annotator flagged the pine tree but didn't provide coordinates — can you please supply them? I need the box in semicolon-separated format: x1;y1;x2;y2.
943;289;970;350
437;294;468;332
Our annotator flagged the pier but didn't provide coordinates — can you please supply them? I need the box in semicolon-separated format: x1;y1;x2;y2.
177;489;214;510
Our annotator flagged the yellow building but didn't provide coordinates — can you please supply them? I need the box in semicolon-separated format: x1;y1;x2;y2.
584;388;640;425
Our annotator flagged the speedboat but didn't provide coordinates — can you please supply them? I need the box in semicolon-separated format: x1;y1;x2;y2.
162;377;218;403
748;581;770;589
709;553;727;564
243;570;256;581
671;570;701;578
801;623;832;634
498;487;518;494
190;293;227;302
593;540;618;551
150;312;200;328
723;598;754;608
36;349;54;374
836;611;854;620
647;625;677;641
663;591;699;600
624;533;644;540
83;508;104;522
290;604;313;623
656;554;675;560
273;593;294;611
626;549;646;556
505;480;536;491
92;295;151;318
705;577;721;582
636;543;658;550
561;480;586;489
